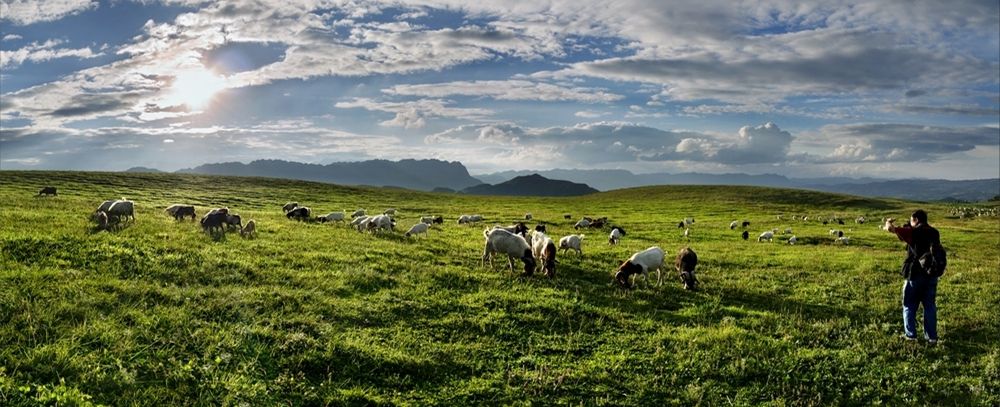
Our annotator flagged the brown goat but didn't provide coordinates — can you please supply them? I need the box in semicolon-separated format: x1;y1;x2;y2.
675;247;699;290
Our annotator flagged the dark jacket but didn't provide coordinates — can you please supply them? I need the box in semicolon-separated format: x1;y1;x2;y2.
894;223;940;279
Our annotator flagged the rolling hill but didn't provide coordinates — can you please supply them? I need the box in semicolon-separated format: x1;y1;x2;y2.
2;170;997;406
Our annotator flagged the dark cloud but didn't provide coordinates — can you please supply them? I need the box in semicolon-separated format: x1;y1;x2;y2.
573;47;993;99
904;90;926;97
48;93;142;118
884;104;999;117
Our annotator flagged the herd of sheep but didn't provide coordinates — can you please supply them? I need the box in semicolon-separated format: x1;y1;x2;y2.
68;187;993;291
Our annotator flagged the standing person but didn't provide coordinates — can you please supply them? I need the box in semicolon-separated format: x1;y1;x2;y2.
885;209;941;343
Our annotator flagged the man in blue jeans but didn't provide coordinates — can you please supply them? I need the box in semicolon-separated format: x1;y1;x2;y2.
885;210;940;343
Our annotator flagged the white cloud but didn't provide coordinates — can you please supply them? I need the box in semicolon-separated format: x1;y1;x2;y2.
0;39;102;69
0;0;98;25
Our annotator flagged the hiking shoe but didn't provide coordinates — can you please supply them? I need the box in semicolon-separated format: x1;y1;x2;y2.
928;339;939;344
903;335;918;341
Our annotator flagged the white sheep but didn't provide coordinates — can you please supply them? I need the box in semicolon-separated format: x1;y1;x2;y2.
321;212;347;223
787;235;797;245
574;219;590;230
365;214;394;233
383;208;396;216
758;231;774;242
351;209;366;218
482;228;536;275
282;202;299;212
420;216;435;225
470;214;484;224
405;222;429;238
730;221;738;230
684;218;695;225
240;219;256;237
530;230;557;277
836;236;850;244
783;228;792;235
458;215;471;225
614;246;666;289
608;228;623;245
106;199;135;222
558;234;585;256
351;215;371;232
684;228;691;237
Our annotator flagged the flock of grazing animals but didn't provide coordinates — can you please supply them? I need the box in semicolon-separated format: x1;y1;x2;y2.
70;186;946;290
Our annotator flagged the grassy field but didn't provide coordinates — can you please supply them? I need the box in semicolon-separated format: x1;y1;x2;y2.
1;170;997;406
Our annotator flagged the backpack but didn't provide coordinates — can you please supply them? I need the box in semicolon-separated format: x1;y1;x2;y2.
918;242;947;277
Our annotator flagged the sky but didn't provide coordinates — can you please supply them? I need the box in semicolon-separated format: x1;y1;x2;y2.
1;0;998;180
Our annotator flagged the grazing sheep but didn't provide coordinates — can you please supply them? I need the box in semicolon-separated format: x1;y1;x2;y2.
530;230;557;278
366;214;395;233
383;208;396;216
493;222;529;238
741;230;749;240
37;187;57;196
684;218;695;225
351;209;366;218
574;219;590;230
286;206;312;220
282;202;299;212
351;216;371;232
614;246;666;289
106;200;135;223
201;212;228;233
405;222;429;238
96;211;109;230
758;231;774;242
558;234;585;256
772;228;778;234
787;236;797;245
525;213;532;220
173;206;196;221
564;214;572;220
225;214;243;229
470;214;484;224
320;212;347;223
420;216;435;225
207;207;229;215
482;228;536;275
240;220;256;237
783;227;792;235
534;224;547;233
742;221;750;228
458;215;471;225
730;221;738;230
675;247;699;290
608;227;623;245
92;200;118;221
836;236;850;244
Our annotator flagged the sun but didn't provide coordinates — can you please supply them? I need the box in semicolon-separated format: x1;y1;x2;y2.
166;68;227;111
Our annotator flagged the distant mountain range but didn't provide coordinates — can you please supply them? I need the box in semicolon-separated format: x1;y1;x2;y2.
127;159;998;202
460;174;599;196
173;159;482;192
476;169;999;202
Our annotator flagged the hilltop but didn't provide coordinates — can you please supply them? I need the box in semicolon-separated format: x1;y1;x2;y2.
459;174;599;196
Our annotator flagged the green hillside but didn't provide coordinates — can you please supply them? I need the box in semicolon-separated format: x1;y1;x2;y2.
2;171;997;406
